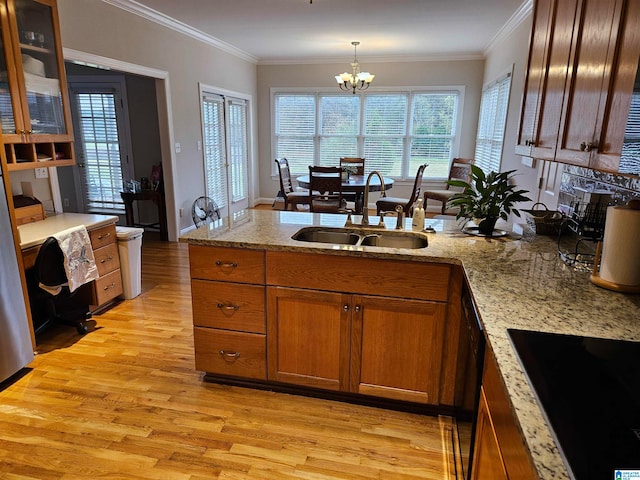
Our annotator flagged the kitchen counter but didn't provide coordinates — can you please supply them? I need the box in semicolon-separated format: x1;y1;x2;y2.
180;209;640;480
17;212;119;249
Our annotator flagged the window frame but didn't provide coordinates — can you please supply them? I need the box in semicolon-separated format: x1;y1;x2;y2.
271;86;465;181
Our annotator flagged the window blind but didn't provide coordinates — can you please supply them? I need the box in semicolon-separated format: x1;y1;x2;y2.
620;91;640;175
201;93;228;209
474;73;512;174
226;97;249;203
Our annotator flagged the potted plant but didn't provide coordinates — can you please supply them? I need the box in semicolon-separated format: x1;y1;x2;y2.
446;165;532;236
341;165;358;181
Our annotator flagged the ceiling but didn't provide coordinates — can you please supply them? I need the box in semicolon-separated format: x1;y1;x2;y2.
105;0;531;64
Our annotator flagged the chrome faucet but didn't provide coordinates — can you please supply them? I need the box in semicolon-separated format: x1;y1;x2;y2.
361;171;386;227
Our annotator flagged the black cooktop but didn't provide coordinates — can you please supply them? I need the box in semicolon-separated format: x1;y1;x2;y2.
508;329;640;479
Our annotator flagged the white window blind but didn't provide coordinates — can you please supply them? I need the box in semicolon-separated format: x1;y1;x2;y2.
227;98;249;203
74;91;124;211
620;91;640;175
273;89;461;179
474;73;512;173
201;93;228;210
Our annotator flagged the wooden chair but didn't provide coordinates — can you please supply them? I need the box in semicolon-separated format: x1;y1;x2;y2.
274;158;310;211
339;157;365;175
376;164;428;215
423;158;474;215
308;166;345;213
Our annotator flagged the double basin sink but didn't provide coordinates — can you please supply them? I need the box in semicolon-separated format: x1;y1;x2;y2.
292;226;428;249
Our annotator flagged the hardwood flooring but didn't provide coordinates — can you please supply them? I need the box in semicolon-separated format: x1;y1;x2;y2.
0;235;456;479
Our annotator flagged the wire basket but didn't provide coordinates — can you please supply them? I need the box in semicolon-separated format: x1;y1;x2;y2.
523;203;565;236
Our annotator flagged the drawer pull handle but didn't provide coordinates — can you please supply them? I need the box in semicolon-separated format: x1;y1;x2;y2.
98;232;112;240
219;350;240;362
217;303;240;311
100;256;113;263
103;282;116;291
215;261;238;268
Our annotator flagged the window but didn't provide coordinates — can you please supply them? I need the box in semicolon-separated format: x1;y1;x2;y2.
620;90;640;175
69;80;132;213
273;89;462;179
474;72;512;173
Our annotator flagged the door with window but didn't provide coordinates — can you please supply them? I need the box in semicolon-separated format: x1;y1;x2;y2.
69;80;132;213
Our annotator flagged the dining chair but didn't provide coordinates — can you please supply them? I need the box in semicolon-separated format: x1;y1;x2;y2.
308;165;345;213
376;163;428;215
274;158;310;211
423;158;474;215
339;157;365;175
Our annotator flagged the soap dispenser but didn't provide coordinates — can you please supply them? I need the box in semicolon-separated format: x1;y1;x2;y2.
412;198;425;231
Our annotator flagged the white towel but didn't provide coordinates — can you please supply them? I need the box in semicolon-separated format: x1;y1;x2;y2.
53;226;99;293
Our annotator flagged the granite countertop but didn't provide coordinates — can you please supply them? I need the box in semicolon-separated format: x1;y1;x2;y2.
18;212;119;249
180;209;640;480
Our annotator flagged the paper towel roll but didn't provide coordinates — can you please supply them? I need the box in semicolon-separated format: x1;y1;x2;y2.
599;205;640;286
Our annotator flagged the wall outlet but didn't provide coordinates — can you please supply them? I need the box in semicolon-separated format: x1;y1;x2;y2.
63;198;70;207
35;167;48;179
179;207;184;217
175;142;181;153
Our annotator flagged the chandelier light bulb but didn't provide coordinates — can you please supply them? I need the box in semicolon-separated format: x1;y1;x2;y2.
335;41;375;94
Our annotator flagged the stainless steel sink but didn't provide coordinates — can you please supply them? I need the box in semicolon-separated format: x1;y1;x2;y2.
292;227;428;249
291;228;361;245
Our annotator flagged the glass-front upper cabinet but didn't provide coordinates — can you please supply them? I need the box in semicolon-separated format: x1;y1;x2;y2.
0;0;74;170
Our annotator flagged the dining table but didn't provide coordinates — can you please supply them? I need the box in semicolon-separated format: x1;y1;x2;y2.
296;174;394;214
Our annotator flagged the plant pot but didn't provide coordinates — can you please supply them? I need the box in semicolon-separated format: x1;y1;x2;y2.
477;217;498;236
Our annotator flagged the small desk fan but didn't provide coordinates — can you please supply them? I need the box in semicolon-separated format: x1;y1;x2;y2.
192;196;221;227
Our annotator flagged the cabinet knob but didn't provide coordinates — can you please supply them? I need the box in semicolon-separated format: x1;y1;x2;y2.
343;304;349;312
580;141;597;152
219;350;240;362
217;303;240;311
97;232;111;240
354;305;361;312
100;255;113;263
215;260;238;268
103;282;116;291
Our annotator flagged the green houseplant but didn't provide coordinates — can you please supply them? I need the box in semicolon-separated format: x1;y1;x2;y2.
446;165;532;236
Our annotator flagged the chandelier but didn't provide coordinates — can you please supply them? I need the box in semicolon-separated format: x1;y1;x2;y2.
335;41;375;94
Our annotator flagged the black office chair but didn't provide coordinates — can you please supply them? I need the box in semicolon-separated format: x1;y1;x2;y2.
27;237;94;337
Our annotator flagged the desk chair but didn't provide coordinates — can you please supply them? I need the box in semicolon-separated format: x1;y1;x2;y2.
308;166;346;213
423;158;474;215
275;158;310;211
376;164;428;215
27;237;93;337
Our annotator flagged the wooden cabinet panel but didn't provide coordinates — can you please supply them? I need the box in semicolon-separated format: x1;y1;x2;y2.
91;268;123;306
88;224;116;250
194;326;266;380
350;295;446;404
266;251;451;302
471;389;509;480
191;279;265;334
267;286;350;391
93;242;120;277
189;245;265;284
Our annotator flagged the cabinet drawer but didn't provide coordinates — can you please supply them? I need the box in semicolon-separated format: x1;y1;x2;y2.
189;245;265;284
192;280;265;333
266;251;451;302
93;268;123;305
89;224;116;249
194;327;266;379
93;242;121;277
15;204;45;225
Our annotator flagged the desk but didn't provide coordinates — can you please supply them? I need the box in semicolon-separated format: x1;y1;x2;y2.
296;174;394;214
120;189;168;241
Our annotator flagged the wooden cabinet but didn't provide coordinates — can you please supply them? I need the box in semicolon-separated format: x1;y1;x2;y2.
189;245;267;380
77;223;123;309
0;0;75;171
517;0;640;175
265;251;451;406
471;346;538;480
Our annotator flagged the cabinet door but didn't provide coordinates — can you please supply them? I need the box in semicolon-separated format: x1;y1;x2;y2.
0;0;24;140
350;295;446;404
470;389;509;480
555;0;625;166
267;286;351;391
6;0;73;142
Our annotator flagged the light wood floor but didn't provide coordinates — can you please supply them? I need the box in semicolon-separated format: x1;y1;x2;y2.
0;235;456;479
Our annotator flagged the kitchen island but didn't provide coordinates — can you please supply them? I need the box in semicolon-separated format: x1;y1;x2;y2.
180;209;640;480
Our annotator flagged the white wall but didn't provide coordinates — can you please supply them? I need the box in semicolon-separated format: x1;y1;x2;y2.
56;0;258;238
257;59;485;201
483;13;538;209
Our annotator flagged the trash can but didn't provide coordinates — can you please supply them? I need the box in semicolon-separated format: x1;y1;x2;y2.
115;226;144;299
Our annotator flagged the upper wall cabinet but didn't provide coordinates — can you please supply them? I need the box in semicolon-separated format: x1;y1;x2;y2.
0;0;74;171
517;0;640;176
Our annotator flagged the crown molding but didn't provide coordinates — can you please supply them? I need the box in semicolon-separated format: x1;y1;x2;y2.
259;52;485;66
98;0;258;64
484;0;533;55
